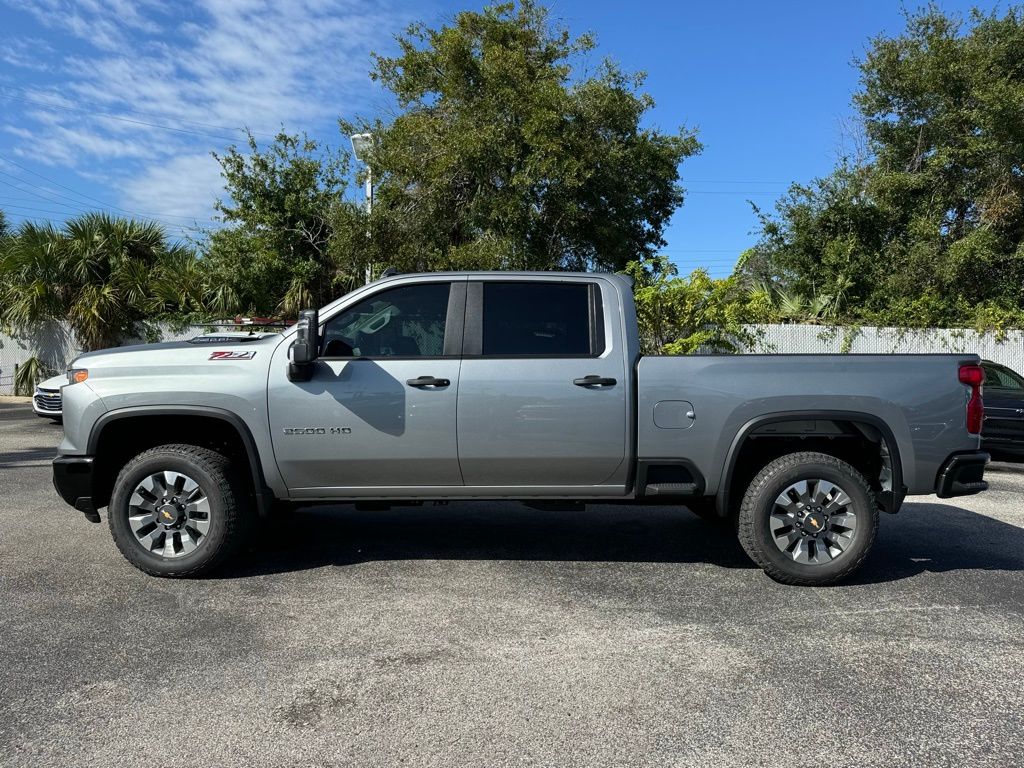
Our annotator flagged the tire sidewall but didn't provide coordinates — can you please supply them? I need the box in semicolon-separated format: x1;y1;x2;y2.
748;460;876;583
109;451;231;576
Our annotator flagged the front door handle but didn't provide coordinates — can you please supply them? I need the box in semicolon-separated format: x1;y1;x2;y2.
573;375;617;387
406;376;451;388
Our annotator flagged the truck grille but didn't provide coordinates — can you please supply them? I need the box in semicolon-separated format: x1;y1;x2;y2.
34;389;62;412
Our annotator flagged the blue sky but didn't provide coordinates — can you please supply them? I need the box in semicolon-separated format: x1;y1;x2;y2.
0;0;982;276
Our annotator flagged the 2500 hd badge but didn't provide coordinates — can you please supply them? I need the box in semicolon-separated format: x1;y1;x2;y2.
282;427;352;435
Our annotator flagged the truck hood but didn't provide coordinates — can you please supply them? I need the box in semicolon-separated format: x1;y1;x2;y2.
71;334;283;373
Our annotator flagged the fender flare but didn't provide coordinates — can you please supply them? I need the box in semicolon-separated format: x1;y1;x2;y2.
714;409;907;517
88;405;274;515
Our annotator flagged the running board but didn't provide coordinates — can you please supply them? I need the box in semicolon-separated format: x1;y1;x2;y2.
643;482;699;497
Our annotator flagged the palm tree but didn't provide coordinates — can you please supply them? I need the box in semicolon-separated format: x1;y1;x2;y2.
0;221;67;332
771;286;837;325
1;213;204;352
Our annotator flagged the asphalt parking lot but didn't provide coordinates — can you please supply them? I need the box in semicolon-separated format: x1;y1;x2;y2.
1;400;1023;768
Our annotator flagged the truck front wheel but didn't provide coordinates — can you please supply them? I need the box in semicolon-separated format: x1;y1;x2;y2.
108;444;250;577
737;452;879;586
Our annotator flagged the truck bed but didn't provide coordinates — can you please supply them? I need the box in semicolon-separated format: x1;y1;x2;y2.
636;354;980;497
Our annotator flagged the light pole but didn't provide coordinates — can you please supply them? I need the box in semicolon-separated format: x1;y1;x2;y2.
349;132;374;284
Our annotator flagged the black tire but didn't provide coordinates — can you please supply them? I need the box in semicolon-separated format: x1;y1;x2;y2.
737;452;879;586
108;444;250;577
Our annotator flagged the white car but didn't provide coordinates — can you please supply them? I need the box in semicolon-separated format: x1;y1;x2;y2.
32;374;64;422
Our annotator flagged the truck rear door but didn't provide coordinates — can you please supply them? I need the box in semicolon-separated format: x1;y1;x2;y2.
456;278;629;492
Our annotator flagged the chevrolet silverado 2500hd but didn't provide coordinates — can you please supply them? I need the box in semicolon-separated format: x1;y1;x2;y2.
53;272;989;585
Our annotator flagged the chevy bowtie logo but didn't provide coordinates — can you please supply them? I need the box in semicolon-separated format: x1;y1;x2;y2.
808;517;821;529
161;510;174;520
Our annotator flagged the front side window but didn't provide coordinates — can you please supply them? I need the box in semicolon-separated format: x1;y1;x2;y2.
481;282;599;356
321;283;450;358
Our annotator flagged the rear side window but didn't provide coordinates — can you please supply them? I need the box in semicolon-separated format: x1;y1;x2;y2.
481;282;602;357
985;365;1024;390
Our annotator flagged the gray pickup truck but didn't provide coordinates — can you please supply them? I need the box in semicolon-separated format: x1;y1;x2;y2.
53;272;989;585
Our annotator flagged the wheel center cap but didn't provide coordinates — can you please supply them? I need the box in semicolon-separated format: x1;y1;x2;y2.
157;503;183;527
802;512;826;535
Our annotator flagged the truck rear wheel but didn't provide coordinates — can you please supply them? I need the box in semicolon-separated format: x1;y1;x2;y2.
108;444;249;577
737;452;878;586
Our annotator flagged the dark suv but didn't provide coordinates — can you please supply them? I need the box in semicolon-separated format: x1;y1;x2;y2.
982;360;1024;461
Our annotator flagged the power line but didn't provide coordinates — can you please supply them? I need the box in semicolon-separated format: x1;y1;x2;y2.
0;84;281;140
684;190;779;196
0;176;192;230
1;210;203;244
659;248;745;253
0;89;256;144
683;178;789;185
0;199;208;235
0;163;218;229
0;154;159;215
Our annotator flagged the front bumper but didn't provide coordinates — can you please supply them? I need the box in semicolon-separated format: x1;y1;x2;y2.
52;456;100;521
33;390;62;418
935;451;989;498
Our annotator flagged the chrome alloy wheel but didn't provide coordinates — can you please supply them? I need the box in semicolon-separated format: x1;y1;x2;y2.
127;471;211;558
768;479;858;564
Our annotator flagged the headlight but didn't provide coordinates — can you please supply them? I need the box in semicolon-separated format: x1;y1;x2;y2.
67;368;89;384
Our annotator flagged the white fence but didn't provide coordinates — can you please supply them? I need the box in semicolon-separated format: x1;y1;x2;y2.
0;323;208;394
3;321;1023;394
743;324;1024;371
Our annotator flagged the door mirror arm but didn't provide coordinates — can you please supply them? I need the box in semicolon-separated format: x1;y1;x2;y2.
288;308;319;382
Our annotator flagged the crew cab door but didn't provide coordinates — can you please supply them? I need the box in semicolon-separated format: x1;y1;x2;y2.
268;279;466;496
456;279;629;492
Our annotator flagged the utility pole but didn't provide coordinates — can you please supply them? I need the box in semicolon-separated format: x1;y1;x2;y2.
349;132;374;284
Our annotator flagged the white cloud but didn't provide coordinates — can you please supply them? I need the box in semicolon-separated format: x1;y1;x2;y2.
11;0;170;52
119;152;225;220
1;0;416;223
0;38;56;71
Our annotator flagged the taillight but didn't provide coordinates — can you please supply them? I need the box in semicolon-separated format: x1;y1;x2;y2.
959;363;985;434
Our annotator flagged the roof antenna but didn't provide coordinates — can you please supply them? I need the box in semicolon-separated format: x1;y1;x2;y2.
380;267;400;278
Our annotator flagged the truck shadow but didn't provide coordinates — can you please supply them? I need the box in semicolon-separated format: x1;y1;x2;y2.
237;499;1024;584
241;503;754;574
851;501;1024;583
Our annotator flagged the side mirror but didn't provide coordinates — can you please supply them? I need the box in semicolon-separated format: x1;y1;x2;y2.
288;309;319;382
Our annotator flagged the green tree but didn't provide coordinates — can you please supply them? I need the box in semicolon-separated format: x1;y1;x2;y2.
625;256;774;354
746;5;1024;330
344;0;699;273
0;213;201;351
204;132;353;317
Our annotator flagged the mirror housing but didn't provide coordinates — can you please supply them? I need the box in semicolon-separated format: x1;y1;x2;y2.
288;309;319;382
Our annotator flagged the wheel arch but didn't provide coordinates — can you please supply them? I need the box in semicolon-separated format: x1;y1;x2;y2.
87;405;274;515
715;410;907;518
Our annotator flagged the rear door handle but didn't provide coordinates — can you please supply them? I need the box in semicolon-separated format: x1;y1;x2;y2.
573;375;617;387
406;376;450;388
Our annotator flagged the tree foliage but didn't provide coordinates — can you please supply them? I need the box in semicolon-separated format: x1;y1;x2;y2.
745;5;1024;330
626;256;773;354
344;0;699;273
204;132;355;316
13;355;53;396
0;213;200;351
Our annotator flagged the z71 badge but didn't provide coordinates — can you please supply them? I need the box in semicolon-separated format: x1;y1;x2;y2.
209;350;257;360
